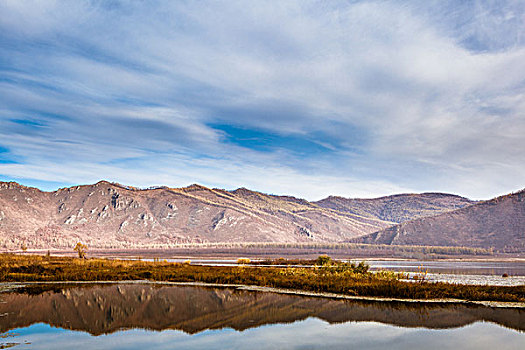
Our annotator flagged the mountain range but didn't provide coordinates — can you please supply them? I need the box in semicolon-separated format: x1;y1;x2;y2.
0;180;522;252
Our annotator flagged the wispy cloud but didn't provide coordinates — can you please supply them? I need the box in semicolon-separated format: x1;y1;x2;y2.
0;1;524;199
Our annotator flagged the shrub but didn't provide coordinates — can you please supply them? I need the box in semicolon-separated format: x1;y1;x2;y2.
316;255;332;266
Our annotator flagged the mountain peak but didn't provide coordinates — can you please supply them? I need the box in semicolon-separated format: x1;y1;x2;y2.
0;181;44;193
232;187;258;195
181;184;211;192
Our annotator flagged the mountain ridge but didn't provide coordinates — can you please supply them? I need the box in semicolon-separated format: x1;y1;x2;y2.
353;189;525;252
0;180;393;249
1;180;521;252
315;192;474;224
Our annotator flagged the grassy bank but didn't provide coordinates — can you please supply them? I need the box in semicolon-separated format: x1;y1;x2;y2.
164;242;495;256
0;254;523;302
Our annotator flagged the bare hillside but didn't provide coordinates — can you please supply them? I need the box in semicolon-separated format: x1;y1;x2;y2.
0;181;391;249
315;193;474;223
354;190;525;252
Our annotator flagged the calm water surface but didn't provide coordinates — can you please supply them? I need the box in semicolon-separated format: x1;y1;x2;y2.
363;260;525;276
1;283;523;349
135;258;525;275
362;260;525;286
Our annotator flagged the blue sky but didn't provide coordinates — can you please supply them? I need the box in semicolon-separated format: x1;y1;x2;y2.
0;1;524;200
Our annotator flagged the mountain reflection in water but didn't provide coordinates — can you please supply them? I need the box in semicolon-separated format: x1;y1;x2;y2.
0;283;523;335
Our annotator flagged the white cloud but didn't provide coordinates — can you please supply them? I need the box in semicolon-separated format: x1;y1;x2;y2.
0;1;524;200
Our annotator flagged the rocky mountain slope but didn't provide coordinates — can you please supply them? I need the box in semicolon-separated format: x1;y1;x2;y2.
5;180;516;251
354;190;525;252
0;181;393;249
315;193;474;223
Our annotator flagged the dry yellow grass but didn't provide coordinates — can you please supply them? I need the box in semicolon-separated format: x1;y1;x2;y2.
0;254;523;302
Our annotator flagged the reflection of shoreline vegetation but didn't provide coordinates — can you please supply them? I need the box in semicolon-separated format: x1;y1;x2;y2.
0;254;523;302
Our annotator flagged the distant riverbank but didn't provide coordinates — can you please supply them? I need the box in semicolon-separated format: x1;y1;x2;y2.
5;241;519;261
8;248;525;262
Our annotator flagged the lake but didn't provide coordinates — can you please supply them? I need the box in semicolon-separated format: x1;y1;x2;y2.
0;283;524;349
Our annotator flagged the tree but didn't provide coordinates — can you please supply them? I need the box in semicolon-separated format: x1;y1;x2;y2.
74;242;88;259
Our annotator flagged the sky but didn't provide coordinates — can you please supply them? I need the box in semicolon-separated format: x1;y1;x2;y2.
0;0;524;200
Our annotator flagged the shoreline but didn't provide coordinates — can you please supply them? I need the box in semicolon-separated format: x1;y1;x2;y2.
2;280;524;309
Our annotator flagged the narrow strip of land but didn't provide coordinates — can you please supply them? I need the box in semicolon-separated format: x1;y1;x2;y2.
1;254;523;304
